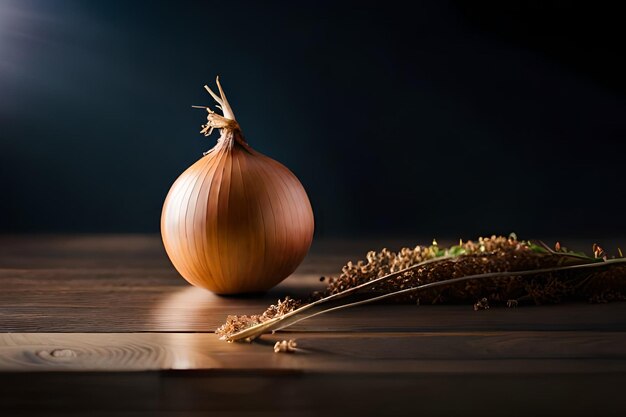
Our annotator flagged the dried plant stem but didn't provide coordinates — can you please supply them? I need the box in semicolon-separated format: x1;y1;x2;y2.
224;255;456;342
226;257;626;342
273;257;626;332
535;240;595;262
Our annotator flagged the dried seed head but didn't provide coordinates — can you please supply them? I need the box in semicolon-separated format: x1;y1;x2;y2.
216;235;626;341
593;244;605;259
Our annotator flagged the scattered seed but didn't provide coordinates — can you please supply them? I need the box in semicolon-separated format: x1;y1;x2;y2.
274;339;297;353
474;297;490;311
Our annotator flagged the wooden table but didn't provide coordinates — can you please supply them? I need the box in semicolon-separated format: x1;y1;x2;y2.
1;235;625;416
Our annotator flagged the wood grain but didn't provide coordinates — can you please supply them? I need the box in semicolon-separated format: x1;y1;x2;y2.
2;235;625;333
2;235;626;416
1;332;626;373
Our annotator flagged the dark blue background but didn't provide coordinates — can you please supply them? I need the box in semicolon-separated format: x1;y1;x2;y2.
1;1;624;238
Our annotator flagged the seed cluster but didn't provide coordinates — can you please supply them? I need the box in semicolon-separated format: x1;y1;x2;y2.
317;236;573;305
215;236;626;339
216;297;300;340
322;236;531;297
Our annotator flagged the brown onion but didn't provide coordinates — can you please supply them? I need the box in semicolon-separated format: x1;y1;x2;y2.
161;77;314;294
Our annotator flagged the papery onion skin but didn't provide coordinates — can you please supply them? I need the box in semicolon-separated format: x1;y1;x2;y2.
161;79;314;294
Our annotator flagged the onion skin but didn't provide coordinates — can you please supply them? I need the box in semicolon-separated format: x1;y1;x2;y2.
161;80;314;294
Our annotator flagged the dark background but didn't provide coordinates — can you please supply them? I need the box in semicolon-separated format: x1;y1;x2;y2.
1;0;624;239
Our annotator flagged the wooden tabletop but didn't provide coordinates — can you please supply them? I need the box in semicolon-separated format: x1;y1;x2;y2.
1;235;625;416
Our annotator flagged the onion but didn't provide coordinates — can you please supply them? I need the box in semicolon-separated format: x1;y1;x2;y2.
161;77;314;294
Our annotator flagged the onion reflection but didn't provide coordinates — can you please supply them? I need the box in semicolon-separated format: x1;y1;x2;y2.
152;285;278;370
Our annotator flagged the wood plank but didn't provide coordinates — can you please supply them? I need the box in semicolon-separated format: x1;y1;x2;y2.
0;234;409;270
0;235;330;332
2;332;626;373
284;302;626;333
2;235;626;333
2;235;626;415
2;287;626;332
1;371;625;417
2;234;619;268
